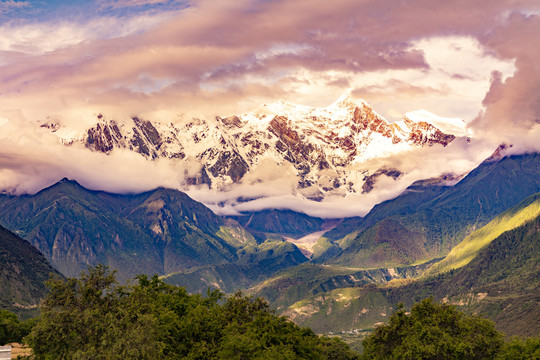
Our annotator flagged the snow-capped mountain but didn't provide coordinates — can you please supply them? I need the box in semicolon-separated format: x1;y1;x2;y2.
41;95;466;200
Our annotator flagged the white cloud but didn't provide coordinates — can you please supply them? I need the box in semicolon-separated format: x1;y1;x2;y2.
0;1;537;220
276;36;515;124
0;106;493;219
0;117;186;195
0;12;175;57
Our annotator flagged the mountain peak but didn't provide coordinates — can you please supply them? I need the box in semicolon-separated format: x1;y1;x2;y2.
56;178;84;188
59;177;76;184
330;93;367;110
42;96;463;211
404;110;468;136
32;177;87;198
482;143;513;164
263;98;310;116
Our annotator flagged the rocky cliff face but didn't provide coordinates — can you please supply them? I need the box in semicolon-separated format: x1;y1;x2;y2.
42;95;466;200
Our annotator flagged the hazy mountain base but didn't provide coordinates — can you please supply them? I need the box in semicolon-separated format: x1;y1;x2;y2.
229;209;325;243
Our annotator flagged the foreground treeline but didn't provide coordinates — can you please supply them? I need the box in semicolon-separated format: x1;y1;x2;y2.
25;266;359;360
2;266;539;359
362;298;540;360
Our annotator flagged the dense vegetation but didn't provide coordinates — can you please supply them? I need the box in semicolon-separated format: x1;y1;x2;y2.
20;268;539;360
0;310;35;345
1;265;535;359
26;266;359;360
496;337;540;360
361;298;540;359
362;298;504;360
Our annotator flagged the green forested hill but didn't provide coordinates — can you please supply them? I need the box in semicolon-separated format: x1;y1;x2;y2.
387;211;540;337
27;266;360;360
319;153;540;268
163;239;308;293
0;179;240;279
230;209;325;242
0;179;305;282
0;225;61;317
425;192;540;275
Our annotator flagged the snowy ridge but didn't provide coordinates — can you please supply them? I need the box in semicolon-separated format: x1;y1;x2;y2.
404;110;468;136
41;95;466;200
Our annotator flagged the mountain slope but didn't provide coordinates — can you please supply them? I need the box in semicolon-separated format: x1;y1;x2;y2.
425;192;540;275
230;209;325;242
387;211;540;337
319;174;455;243
162;239;308;293
248;260;439;313
0;179;253;280
319;152;540;268
282;205;540;338
0;225;61;316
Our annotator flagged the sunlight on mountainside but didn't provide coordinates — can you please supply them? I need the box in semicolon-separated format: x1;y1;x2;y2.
425;193;540;276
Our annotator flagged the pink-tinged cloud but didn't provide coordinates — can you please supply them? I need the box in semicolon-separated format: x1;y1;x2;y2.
1;0;533;120
0;0;539;217
473;13;540;143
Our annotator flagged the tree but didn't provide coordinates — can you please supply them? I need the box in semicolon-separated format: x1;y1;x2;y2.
496;337;540;360
26;265;162;359
26;265;360;360
0;310;35;345
361;298;504;360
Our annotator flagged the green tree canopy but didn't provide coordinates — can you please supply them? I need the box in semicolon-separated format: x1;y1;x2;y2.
26;265;359;360
0;309;35;345
496;337;540;360
361;297;504;360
